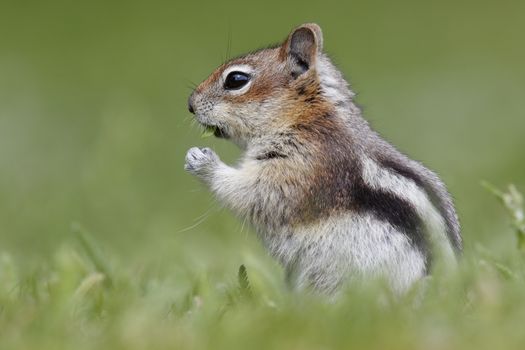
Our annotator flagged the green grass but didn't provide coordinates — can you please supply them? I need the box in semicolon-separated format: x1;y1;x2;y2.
1;185;525;350
1;0;525;348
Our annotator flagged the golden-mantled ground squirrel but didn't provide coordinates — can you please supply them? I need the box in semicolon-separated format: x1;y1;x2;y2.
185;23;462;294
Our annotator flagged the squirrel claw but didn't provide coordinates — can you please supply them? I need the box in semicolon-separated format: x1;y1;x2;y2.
185;147;219;177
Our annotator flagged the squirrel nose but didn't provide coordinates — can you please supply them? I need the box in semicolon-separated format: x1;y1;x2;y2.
188;97;195;114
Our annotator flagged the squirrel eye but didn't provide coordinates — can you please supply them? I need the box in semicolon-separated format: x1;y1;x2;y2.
224;71;251;90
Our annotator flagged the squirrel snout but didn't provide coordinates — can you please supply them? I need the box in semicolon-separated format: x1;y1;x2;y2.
187;95;195;114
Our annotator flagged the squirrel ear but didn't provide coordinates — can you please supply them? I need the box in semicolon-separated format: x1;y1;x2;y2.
281;23;324;76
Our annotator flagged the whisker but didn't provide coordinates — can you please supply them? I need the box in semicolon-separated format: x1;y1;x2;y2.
240;214;250;240
183;78;198;91
176;206;215;234
182;114;192;124
226;23;233;61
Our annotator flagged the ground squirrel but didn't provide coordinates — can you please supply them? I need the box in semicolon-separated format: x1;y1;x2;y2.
185;23;462;294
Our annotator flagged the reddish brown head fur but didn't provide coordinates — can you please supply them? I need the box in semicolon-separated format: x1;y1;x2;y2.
188;23;335;148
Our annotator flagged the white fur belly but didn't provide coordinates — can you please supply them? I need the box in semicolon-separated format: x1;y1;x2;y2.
260;213;426;294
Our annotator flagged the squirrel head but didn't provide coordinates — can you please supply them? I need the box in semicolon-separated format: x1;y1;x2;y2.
188;23;336;148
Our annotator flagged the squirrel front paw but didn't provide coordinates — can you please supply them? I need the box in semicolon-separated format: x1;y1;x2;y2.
184;147;220;178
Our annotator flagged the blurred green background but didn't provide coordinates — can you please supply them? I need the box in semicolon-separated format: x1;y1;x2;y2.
1;0;524;268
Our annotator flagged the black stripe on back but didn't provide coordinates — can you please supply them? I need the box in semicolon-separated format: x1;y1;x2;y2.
378;158;461;253
350;174;430;272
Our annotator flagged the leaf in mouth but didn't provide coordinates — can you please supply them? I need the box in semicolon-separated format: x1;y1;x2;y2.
201;125;217;138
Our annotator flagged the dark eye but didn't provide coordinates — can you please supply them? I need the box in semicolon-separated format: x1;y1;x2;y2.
224;71;251;90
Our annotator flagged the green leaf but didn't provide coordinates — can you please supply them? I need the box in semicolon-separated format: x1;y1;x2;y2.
71;223;113;287
201;125;216;138
238;264;253;299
